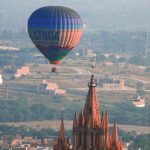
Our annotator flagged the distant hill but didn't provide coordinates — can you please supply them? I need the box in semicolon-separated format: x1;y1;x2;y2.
0;0;150;31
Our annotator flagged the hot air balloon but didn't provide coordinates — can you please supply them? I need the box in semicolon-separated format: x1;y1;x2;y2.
28;6;83;66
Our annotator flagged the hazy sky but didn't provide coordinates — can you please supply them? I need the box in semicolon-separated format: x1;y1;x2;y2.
1;0;150;31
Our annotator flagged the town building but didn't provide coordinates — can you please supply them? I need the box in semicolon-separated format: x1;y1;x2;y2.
78;48;96;57
10;136;54;150
15;66;30;78
54;75;123;150
98;77;124;90
0;74;3;85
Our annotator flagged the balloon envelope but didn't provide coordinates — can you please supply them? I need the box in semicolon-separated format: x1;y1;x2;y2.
28;6;83;64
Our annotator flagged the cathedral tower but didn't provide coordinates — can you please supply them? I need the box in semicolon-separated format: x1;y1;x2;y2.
72;75;123;150
54;75;123;150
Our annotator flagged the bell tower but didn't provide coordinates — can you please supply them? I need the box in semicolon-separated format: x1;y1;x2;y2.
72;75;123;150
54;75;123;150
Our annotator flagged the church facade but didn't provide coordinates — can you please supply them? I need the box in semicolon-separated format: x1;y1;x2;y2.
53;75;123;150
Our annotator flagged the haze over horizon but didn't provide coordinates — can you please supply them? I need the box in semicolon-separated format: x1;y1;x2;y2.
1;0;150;31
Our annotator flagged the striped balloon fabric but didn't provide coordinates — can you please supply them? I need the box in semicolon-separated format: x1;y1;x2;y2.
28;6;83;64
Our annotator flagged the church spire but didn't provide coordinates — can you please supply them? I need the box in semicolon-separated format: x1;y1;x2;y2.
53;119;69;150
112;122;119;147
73;111;78;130
79;110;85;127
104;111;109;132
118;138;123;150
58;118;65;142
84;75;101;128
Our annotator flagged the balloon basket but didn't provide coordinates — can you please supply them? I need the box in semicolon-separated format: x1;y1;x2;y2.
51;66;57;73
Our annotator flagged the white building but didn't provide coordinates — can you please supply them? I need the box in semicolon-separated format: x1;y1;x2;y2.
0;74;3;85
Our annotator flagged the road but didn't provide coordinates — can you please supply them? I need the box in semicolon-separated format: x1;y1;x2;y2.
59;66;150;85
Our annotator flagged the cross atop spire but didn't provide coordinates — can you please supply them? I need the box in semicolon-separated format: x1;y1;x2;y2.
88;75;97;87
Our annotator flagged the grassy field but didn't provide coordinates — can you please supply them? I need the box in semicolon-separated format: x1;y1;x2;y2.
0;120;150;135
